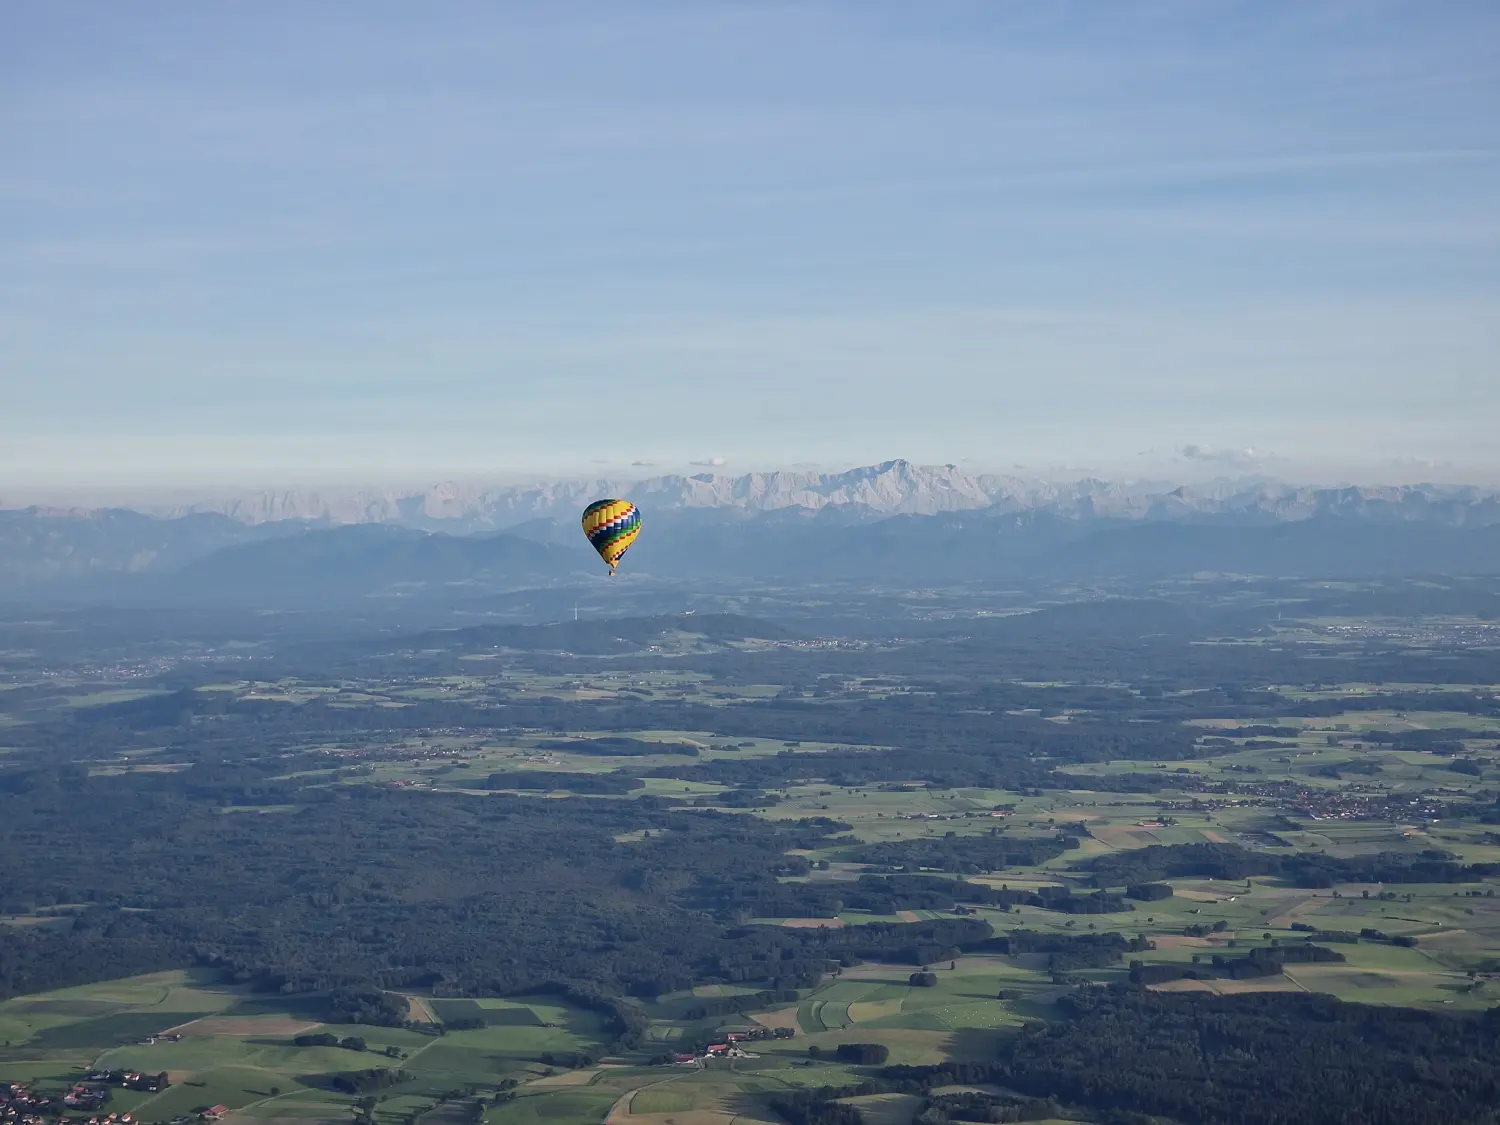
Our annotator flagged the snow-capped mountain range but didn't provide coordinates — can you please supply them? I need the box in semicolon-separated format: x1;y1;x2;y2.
136;459;1500;530
6;460;1500;591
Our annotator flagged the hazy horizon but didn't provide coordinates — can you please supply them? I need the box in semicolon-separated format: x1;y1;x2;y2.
5;3;1498;490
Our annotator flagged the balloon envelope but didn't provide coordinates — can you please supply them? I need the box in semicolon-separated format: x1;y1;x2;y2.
581;499;641;571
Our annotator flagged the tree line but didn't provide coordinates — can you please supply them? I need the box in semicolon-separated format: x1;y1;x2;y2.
1082;842;1500;889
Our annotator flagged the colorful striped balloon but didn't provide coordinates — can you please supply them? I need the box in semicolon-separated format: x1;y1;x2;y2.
581;499;641;573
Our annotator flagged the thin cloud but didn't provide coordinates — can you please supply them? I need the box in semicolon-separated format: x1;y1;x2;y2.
1178;444;1268;469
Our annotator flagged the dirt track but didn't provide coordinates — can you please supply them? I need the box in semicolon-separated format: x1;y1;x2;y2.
403;995;438;1023
160;1017;321;1037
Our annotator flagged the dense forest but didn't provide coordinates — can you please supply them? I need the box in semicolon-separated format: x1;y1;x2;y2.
1006;988;1500;1125
885;988;1500;1125
845;835;1074;873
0;753;1040;1014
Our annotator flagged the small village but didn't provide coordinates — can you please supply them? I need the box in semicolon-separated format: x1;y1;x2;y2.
2;1071;174;1125
0;1082;53;1125
1176;777;1459;824
669;1026;795;1066
1293;790;1455;823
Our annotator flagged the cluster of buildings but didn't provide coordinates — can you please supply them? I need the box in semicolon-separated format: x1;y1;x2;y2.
1161;797;1264;814
66;1113;138;1125
1316;620;1500;646
0;1087;146;1125
671;1026;795;1065
2;1082;52;1125
894;809;1012;823
38;658;176;682
672;1041;757;1064
3;1071;173;1125
82;1073;169;1095
59;1088;108;1114
1294;790;1453;823
1174;779;1456;824
288;720;522;764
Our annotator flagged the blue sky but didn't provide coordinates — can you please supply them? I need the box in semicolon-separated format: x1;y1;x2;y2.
3;1;1498;495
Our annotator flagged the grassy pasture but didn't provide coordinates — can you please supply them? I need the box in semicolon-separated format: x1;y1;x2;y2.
488;1089;619;1125
428;1000;545;1028
628;1088;697;1113
839;1094;922;1125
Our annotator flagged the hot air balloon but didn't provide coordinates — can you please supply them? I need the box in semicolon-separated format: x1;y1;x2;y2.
581;499;641;574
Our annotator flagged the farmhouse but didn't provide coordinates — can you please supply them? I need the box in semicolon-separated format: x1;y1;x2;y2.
62;1087;108;1110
